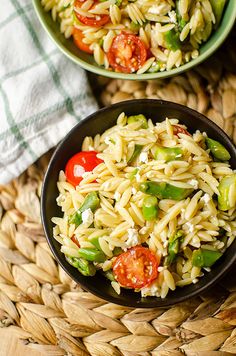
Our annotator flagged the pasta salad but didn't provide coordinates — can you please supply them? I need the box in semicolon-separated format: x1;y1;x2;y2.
41;0;227;74
52;113;236;298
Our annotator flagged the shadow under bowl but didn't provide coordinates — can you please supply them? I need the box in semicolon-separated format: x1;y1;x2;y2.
41;99;236;307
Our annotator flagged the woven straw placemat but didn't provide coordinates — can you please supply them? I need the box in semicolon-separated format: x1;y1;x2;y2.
0;32;236;356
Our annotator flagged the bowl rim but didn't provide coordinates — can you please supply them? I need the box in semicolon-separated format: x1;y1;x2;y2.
33;0;236;80
41;99;236;307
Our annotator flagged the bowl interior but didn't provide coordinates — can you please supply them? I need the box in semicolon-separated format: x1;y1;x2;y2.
41;99;236;307
33;0;236;80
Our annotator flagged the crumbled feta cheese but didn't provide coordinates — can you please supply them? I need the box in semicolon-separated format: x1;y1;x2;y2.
157;266;165;272
132;187;137;195
192;278;199;284
126;229;140;248
201;193;211;204
168;10;177;23
88;145;95;151
185;222;194;233
104;136;111;145
203;267;211;272
139;152;149;164
73;164;85;178
114;191;121;201
141;283;158;297
202;132;207;137
81;209;93;225
187;179;199;189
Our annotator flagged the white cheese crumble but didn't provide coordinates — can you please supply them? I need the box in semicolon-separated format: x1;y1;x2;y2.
141;283;158;297
201;193;211;204
139;152;149;164
114;191;121;201
192;278;199;284
73;164;85;178
104;136;111;145
81;208;93;225
185;222;194;233
88;145;95;151
168;10;177;23
126;229;140;248
187;179;199;189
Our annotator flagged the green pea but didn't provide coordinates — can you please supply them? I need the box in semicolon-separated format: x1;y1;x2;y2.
142;196;158;221
206;138;231;161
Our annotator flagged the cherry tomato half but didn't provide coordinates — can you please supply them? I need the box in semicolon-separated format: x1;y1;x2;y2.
173;125;191;137
113;246;159;289
74;0;110;27
73;28;93;54
107;33;147;73
65;151;103;187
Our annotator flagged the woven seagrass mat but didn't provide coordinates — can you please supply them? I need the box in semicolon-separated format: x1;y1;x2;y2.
0;31;236;356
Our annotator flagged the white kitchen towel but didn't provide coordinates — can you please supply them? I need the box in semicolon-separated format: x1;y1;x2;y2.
0;0;98;184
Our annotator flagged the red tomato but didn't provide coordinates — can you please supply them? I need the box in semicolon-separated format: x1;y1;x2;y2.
113;246;159;289
173;125;191;137
65;151;103;187
74;0;110;27
107;33;147;73
73;28;93;54
71;235;80;247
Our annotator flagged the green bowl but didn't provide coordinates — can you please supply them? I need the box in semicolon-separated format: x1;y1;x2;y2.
33;0;236;80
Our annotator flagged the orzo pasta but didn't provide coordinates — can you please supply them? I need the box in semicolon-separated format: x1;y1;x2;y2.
52;113;236;298
41;0;227;73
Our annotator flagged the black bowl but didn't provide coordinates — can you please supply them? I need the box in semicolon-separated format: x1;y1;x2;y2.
41;99;236;308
